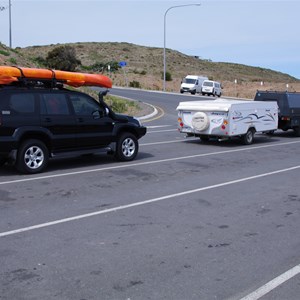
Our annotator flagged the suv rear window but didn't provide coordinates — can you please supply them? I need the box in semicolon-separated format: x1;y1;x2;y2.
288;94;300;108
10;93;35;114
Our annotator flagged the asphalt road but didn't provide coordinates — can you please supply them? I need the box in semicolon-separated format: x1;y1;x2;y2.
0;88;300;300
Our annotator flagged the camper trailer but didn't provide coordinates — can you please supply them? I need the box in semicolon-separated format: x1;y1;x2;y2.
177;99;278;144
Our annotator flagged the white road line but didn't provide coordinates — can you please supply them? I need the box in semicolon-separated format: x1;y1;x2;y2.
141;139;196;145
0;140;300;186
0;165;299;238
147;129;176;133
239;264;300;300
147;125;172;128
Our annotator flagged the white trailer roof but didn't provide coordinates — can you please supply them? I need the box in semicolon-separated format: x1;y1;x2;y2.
176;99;253;112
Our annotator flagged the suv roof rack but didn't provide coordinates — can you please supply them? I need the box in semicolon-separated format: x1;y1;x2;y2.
8;66;65;89
11;78;65;89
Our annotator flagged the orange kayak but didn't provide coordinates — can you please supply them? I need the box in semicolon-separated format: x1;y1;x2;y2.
0;66;112;88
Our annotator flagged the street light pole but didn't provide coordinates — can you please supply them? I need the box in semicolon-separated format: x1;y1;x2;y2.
163;3;200;92
9;0;12;48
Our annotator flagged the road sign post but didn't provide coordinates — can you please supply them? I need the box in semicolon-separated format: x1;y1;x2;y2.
119;61;128;87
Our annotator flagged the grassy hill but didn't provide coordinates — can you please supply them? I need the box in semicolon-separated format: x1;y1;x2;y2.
1;41;299;99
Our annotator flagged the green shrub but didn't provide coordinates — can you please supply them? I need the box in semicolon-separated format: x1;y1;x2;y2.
85;61;120;73
133;69;147;75
129;81;141;88
32;56;47;67
0;50;10;56
8;57;17;64
46;45;81;71
161;71;172;81
106;96;130;113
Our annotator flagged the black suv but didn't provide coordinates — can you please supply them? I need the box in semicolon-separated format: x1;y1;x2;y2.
254;90;300;136
0;84;147;174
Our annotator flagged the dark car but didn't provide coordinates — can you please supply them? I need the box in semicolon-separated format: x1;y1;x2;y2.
0;84;146;174
254;90;300;136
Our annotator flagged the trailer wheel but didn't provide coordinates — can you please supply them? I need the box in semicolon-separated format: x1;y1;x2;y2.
192;112;210;131
241;129;255;145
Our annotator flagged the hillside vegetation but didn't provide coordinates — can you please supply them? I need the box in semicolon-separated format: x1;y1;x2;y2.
1;42;300;99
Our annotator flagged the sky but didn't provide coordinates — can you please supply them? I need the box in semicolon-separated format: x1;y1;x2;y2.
0;0;300;79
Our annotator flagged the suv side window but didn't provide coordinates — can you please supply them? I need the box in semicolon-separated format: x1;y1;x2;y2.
40;93;70;115
10;93;35;114
70;94;104;116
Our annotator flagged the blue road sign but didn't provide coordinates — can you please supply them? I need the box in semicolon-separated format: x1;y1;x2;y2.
119;61;127;67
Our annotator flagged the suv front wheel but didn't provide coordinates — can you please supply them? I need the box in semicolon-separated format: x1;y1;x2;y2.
16;139;49;174
115;133;138;161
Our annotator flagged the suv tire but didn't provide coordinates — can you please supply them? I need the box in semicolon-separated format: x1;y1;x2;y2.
115;133;138;161
16;139;49;174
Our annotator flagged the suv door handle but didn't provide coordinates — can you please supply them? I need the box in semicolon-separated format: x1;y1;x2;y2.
43;117;52;123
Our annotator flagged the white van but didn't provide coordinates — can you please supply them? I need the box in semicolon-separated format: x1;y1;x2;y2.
201;80;222;97
180;75;208;95
176;99;278;144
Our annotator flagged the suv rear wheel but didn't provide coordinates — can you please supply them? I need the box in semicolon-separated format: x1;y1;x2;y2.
115;133;138;161
16;139;49;174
